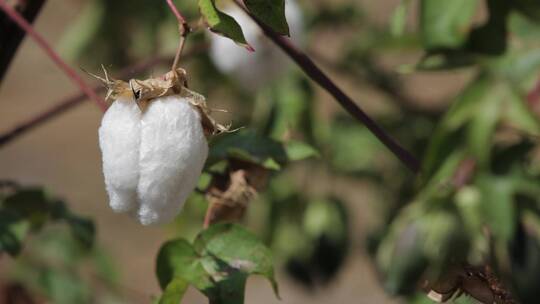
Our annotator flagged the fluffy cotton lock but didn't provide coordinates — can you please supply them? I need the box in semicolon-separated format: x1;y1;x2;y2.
99;97;141;214
99;95;208;225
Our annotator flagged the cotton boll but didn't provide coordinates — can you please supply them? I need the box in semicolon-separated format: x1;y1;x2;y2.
98;97;141;213
209;0;304;91
137;96;209;225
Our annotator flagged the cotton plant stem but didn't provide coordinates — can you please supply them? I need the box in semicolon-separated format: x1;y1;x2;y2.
166;0;190;71
0;0;106;111
0;0;46;83
233;0;421;174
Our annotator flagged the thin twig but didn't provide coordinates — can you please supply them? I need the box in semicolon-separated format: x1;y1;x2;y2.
166;0;191;71
0;44;207;147
0;0;46;83
233;0;421;174
0;0;106;111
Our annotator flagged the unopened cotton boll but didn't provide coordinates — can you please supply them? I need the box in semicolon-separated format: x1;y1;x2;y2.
209;0;304;90
99;94;208;225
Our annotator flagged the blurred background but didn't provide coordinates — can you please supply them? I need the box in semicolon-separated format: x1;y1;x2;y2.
1;0;540;303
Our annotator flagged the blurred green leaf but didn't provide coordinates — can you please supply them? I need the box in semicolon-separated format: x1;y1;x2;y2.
66;216;96;250
466;85;504;165
199;0;250;48
0;220;29;256
10;227;119;304
504;90;540;135
390;0;411;37
422;75;490;178
379;221;428;295
284;141;319;161
509;12;540;38
58;0;105;62
243;0;290;36
266;77;314;141
328;118;385;174
414;50;475;70
420;0;479;49
477;174;516;242
0;188;94;256
60;0;173;66
512;0;540;22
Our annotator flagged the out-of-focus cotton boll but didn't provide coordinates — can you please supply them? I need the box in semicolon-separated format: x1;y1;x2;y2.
99;97;141;214
209;0;304;91
99;96;208;225
137;96;208;225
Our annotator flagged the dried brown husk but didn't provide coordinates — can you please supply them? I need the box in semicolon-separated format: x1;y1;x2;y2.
203;160;270;228
91;67;229;137
422;264;515;304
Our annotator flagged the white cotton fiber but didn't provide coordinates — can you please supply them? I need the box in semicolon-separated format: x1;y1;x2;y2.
209;0;304;90
137;96;208;225
98;95;208;225
99;97;141;213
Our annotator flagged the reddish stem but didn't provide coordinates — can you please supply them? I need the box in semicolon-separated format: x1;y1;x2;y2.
166;0;187;25
0;0;107;111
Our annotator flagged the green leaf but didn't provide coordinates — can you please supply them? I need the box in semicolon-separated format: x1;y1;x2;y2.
420;0;479;49
156;239;210;291
208;130;288;169
243;0;290;36
159;278;189;304
193;224;279;298
284;141;319;161
156;224;279;303
198;0;251;49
